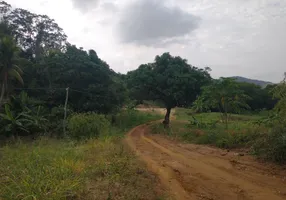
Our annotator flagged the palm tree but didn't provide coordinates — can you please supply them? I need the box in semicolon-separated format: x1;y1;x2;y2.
0;23;24;105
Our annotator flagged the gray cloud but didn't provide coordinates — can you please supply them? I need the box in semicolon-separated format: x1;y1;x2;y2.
71;0;99;12
117;0;201;46
10;0;285;82
101;2;117;12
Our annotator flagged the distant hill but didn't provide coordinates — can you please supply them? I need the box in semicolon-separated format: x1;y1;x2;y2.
230;76;273;87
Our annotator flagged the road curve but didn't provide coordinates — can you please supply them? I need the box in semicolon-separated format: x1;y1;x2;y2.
125;124;286;200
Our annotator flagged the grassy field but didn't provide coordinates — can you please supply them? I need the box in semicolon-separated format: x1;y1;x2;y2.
151;108;267;149
0;110;166;200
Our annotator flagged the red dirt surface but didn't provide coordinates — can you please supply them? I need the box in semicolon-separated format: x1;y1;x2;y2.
126;124;286;200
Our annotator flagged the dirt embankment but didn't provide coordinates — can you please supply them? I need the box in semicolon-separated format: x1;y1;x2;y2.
126;124;286;200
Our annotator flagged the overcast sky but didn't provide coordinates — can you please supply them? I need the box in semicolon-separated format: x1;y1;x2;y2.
8;0;286;82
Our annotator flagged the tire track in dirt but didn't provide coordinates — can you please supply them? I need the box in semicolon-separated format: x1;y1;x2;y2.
126;124;286;200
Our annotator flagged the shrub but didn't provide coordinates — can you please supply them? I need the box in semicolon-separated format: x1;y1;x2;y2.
68;112;110;139
252;126;286;164
193;129;259;149
48;105;73;136
112;109;161;131
196;132;219;145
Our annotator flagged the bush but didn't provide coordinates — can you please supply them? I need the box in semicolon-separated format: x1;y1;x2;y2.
68;112;110;139
112;109;161;131
48;105;73;136
190;129;259;149
252;126;286;164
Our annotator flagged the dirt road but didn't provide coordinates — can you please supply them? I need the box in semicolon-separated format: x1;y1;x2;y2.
126;123;286;200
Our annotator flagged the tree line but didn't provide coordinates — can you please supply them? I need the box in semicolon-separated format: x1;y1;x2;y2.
0;1;279;136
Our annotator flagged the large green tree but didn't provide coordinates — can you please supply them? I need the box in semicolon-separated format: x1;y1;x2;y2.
237;82;276;111
22;44;126;113
127;52;211;126
0;1;67;60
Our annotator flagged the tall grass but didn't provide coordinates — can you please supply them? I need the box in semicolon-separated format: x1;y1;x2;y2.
68;113;110;139
0;110;165;200
0;138;86;200
112;109;162;131
151;109;265;149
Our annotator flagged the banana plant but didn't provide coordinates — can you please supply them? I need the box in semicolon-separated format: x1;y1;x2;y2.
0;104;32;135
25;106;48;132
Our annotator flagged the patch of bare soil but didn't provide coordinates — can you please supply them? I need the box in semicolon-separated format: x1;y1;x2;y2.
126;124;286;200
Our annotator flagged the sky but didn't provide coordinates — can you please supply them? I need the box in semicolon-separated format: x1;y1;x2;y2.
8;0;286;82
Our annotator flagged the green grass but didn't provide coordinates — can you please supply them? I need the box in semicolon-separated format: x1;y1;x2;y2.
175;108;263;131
175;107;262;122
0;139;86;200
152;108;266;149
0;110;166;200
113;109;162;132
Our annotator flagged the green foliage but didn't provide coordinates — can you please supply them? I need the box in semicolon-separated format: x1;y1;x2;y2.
25;106;49;133
252;126;286;164
0;104;31;135
22;44;126;114
0;139;87;200
47;105;73;135
127;52;211;124
0;92;49;137
194;78;250;129
0;26;24;105
1;1;67;60
112;109;162;131
68;113;110;140
0;2;125;115
0;137;164;200
152;109;263;149
237;82;276;111
252;76;286;163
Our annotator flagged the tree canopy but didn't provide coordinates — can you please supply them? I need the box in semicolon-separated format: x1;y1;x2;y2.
127;52;211;125
0;1;67;60
0;0;280;134
0;1;125;114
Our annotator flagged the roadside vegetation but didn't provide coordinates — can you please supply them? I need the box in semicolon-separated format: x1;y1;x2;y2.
0;1;285;199
151;110;264;148
151;77;286;164
0;110;163;200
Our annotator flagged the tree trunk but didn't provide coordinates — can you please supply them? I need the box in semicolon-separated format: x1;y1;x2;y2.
163;107;171;128
0;82;5;107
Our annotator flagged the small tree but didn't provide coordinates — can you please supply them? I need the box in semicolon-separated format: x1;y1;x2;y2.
194;78;249;129
127;52;211;127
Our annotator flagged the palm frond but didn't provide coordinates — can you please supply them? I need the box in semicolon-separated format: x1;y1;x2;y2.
8;68;24;85
12;64;23;74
